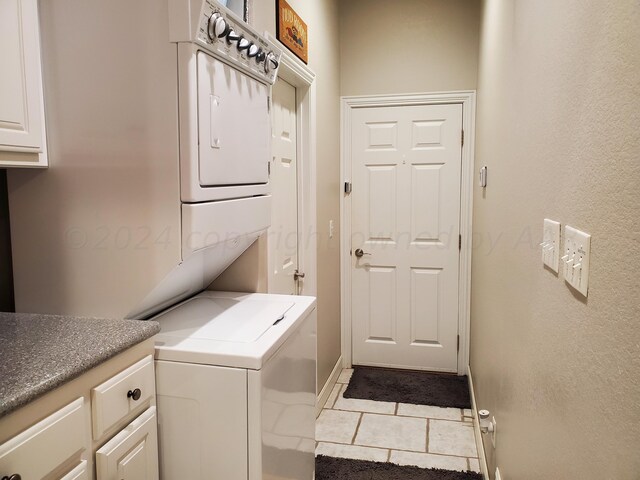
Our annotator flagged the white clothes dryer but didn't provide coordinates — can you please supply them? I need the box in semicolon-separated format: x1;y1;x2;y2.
153;291;316;480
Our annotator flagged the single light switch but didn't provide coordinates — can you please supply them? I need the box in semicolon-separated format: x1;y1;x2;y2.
541;219;561;273
479;166;488;187
563;225;591;297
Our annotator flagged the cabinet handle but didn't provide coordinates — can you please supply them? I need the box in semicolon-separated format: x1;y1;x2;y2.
2;474;22;480
127;388;142;401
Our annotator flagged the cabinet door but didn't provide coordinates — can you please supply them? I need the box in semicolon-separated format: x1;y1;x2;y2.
0;398;86;480
0;0;47;166
60;461;89;480
96;407;159;480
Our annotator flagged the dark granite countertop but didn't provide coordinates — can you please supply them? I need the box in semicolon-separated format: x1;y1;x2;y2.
0;313;160;418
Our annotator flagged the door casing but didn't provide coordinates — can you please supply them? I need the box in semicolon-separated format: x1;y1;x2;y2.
340;91;476;376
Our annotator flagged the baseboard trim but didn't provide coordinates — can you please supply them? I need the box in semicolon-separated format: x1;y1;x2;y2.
468;365;490;480
316;355;343;417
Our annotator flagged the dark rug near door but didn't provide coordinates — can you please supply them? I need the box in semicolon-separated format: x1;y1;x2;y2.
316;456;483;480
343;366;472;409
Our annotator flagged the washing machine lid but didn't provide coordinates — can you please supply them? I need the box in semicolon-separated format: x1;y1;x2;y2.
155;296;294;343
153;292;317;370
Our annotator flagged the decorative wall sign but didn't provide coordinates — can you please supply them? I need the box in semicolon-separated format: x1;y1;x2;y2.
276;0;308;64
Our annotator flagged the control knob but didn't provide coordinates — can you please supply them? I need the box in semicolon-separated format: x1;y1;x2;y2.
264;52;279;73
207;13;229;40
226;29;241;44
237;37;251;52
248;44;260;58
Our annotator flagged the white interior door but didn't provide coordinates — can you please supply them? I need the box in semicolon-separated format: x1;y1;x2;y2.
269;78;299;295
350;103;463;372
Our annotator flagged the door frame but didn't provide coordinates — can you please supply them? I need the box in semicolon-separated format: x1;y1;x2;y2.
266;36;318;296
340;91;476;376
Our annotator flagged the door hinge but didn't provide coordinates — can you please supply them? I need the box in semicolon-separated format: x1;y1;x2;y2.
344;182;352;194
459;234;462;251
267;96;271;113
457;335;460;352
461;129;464;147
267;161;271;176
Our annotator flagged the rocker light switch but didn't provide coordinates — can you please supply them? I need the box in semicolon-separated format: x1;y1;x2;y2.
541;219;561;273
562;225;591;297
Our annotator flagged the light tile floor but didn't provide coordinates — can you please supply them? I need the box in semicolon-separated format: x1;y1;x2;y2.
316;368;480;474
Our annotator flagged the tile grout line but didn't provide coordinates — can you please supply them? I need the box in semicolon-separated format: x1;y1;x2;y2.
466;457;470;472
318;441;478;460
426;418;430;453
330;406;466;422
351;412;364;445
394;403;399;415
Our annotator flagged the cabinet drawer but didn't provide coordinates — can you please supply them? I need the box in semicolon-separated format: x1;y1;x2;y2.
96;407;159;480
92;355;155;439
0;398;85;479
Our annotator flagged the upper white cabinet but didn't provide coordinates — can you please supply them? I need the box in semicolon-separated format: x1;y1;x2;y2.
0;0;47;167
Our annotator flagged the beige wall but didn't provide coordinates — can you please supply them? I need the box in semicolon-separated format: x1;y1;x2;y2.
340;0;481;96
471;1;640;478
251;0;343;393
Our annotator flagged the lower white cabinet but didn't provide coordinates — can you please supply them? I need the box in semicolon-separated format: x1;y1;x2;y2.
95;407;158;480
0;342;158;480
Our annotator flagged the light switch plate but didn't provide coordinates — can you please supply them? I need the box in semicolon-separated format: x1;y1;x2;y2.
542;219;561;272
563;225;591;296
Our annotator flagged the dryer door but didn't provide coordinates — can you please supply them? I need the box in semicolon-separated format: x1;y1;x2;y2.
197;51;270;186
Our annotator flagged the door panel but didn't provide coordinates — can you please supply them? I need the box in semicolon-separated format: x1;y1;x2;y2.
368;165;397;240
351;103;463;372
367;266;397;342
269;79;299;295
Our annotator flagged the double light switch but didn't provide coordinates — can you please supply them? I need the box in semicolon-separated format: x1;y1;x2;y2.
562;225;591;297
542;220;592;297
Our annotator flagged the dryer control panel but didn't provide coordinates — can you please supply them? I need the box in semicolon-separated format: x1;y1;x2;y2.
196;0;281;85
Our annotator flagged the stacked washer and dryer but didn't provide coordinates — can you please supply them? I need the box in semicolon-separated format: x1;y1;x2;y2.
7;0;316;479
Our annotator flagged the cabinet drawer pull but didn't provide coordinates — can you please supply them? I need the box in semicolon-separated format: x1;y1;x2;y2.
2;474;22;480
127;388;142;401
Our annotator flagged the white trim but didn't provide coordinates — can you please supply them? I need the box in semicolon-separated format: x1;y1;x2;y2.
316;355;342;417
266;40;318;296
340;91;476;374
468;366;490;480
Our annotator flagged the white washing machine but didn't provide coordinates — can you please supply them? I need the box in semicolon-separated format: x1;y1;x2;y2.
153;291;317;480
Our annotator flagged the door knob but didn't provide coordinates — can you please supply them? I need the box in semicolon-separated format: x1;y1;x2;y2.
354;248;371;258
294;270;305;280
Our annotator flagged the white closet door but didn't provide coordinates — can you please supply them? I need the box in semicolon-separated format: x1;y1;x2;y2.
269;78;299;295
